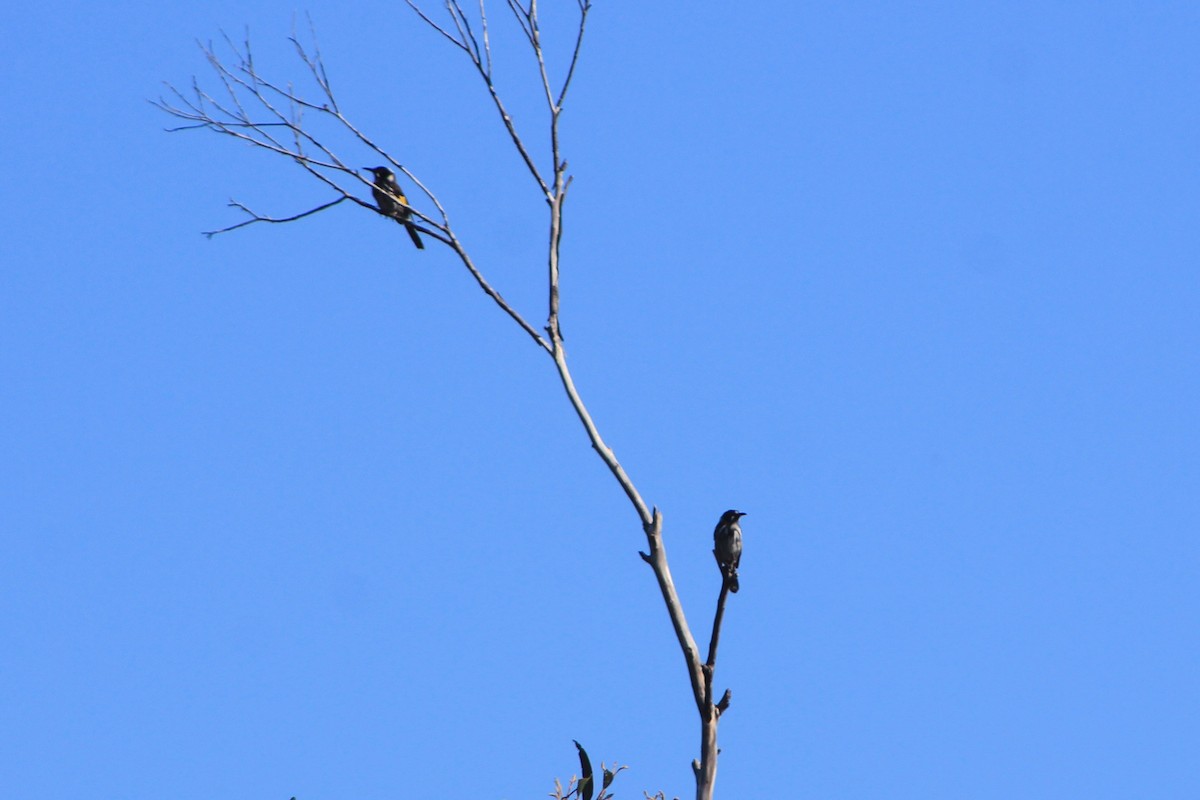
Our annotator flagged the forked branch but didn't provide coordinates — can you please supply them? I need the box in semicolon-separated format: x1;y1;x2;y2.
402;5;728;799
160;6;731;798
156;22;546;351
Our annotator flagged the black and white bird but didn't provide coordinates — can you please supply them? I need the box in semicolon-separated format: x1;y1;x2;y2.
364;166;424;250
713;510;746;593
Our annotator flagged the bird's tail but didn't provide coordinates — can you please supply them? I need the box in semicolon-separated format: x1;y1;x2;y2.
404;222;425;250
728;571;739;593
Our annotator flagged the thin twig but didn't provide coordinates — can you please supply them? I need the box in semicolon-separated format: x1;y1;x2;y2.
505;0;535;47
706;580;732;671
526;0;557;113
408;0;549;195
449;233;550;351
556;2;591;109
478;0;493;76
404;0;469;51
203;196;353;238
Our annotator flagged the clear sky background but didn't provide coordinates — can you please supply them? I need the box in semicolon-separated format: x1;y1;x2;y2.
2;2;1197;798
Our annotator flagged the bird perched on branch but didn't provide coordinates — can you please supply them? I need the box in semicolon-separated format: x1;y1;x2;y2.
713;510;746;593
365;166;424;250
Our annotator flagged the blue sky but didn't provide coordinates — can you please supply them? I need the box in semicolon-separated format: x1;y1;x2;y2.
2;2;1197;798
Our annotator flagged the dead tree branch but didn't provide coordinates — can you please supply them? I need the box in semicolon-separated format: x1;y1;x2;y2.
404;0;550;196
203;196;354;238
160;6;733;797
403;4;728;799
156;23;546;350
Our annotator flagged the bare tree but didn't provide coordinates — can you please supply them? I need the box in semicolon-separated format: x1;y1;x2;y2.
156;5;741;799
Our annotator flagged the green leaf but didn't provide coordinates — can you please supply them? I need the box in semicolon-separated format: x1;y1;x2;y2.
573;740;594;800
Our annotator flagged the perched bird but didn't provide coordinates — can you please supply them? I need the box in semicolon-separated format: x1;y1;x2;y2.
365;166;424;250
713;510;746;593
